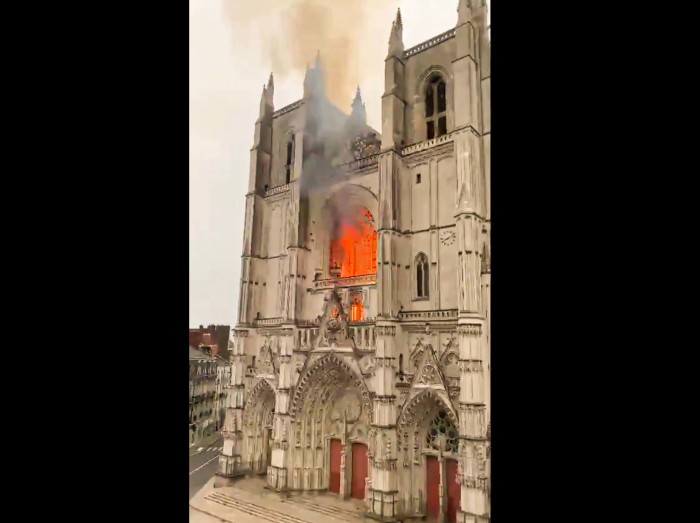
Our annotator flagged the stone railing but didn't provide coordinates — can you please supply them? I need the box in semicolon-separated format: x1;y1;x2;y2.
255;317;284;327
349;325;375;351
264;183;290;197
272;99;303;118
297;328;319;350
339;153;380;173
404;28;456;58
402;131;455;156
313;274;377;289
398;309;458;321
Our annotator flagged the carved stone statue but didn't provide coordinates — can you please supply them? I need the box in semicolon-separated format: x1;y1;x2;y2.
317;290;352;347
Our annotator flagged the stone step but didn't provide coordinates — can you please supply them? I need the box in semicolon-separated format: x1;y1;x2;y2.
285;497;362;522
205;492;320;523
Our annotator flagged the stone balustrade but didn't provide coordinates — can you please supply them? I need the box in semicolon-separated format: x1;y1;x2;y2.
404;28;456;58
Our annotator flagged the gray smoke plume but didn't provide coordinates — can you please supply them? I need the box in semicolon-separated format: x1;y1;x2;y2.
222;0;398;108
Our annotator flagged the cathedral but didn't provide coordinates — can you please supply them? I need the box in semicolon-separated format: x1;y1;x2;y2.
217;2;490;522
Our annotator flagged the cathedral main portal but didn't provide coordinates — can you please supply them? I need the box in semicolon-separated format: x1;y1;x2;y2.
289;354;372;495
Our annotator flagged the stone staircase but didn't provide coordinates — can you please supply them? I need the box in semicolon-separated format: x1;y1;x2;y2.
284;496;362;522
203;490;362;523
204;492;309;523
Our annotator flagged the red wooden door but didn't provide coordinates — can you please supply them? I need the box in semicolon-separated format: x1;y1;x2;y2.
329;439;342;493
445;459;461;523
426;456;440;520
351;443;368;499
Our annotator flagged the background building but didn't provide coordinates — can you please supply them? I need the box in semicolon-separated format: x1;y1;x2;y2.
219;3;489;523
214;353;231;431
189;324;231;361
189;345;219;445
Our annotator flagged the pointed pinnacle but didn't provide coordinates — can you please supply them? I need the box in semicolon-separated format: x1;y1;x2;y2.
354;85;362;101
396;8;402;28
267;73;274;89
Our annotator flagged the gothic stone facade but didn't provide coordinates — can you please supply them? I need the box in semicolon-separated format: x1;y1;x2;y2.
218;3;490;523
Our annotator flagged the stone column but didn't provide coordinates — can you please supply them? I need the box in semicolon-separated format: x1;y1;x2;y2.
456;321;488;523
339;443;348;498
366;322;399;521
268;327;294;491
216;328;248;486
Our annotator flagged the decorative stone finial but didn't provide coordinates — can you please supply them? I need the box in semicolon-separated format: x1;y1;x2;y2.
267;72;274;89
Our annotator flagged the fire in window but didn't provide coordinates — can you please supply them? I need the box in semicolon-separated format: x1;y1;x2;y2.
350;296;364;322
329;208;377;278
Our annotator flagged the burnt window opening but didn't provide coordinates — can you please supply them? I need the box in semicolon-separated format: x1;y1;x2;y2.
329;208;377;278
350;296;364;322
425;76;447;140
415;252;430;298
416;173;421;184
285;135;295;184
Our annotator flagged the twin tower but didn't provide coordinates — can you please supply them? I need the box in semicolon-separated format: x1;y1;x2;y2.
221;2;491;523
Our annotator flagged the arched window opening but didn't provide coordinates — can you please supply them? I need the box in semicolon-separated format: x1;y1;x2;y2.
399;354;404;374
426;410;458;453
329;208;377;278
350;297;364;322
285;135;295;184
415;253;430;298
425;76;447;140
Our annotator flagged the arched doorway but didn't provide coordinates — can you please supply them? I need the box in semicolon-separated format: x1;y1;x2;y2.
290;354;374;494
242;379;276;474
397;391;461;523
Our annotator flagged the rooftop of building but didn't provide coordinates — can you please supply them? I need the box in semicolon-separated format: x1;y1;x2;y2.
189;345;218;362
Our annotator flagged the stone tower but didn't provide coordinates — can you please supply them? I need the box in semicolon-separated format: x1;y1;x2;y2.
219;2;490;522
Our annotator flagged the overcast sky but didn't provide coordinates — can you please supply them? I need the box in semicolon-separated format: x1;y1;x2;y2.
189;0;490;327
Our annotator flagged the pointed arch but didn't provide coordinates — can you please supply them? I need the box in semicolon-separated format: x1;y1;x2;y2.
290;353;373;422
414;252;430;299
244;378;276;425
397;389;459;436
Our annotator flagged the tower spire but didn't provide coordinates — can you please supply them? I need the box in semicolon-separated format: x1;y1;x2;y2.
258;84;267;119
387;9;404;58
304;51;326;99
351;85;366;124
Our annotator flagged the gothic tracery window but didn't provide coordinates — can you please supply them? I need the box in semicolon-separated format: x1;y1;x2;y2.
425;76;447;140
426;410;458;452
415;252;429;298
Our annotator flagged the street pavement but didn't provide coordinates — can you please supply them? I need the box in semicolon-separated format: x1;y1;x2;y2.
190;434;223;500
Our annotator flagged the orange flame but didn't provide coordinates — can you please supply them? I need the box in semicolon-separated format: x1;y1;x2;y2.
330;211;377;278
